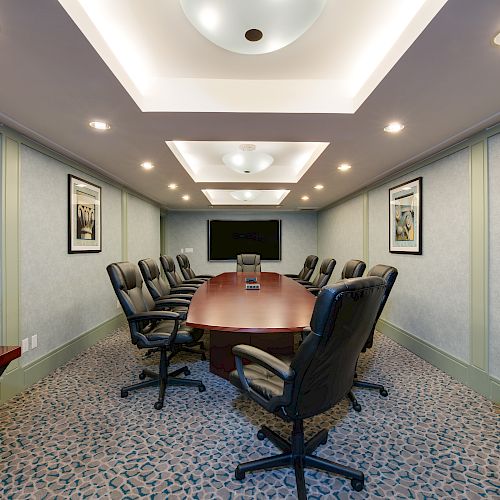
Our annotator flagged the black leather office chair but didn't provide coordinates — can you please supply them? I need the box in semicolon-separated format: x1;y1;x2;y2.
229;277;386;498
348;264;398;412
107;261;205;409
138;258;206;361
176;254;214;281
296;257;336;295
160;255;206;289
236;254;261;272
341;259;366;279
284;255;318;282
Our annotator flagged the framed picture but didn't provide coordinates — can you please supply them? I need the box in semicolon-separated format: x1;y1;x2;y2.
68;175;101;253
389;177;422;254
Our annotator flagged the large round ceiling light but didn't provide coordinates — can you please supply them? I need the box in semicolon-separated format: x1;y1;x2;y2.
180;0;327;55
230;190;261;202
223;145;274;175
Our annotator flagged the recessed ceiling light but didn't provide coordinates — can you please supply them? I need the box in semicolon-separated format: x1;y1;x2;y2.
182;195;190;201
141;161;154;170
301;195;310;201
384;122;405;133
89;120;110;130
314;184;324;190
168;183;178;189
493;32;500;46
338;163;352;172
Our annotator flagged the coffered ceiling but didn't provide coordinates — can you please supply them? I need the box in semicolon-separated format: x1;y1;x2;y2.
0;0;499;210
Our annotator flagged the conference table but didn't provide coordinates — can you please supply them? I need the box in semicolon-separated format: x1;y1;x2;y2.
186;272;316;379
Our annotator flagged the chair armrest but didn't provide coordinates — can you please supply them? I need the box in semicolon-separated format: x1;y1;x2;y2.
232;345;295;382
296;279;311;285
196;274;214;279
128;311;180;323
182;279;206;285
159;294;192;302
169;286;198;294
283;273;298;278
306;287;321;296
155;298;191;308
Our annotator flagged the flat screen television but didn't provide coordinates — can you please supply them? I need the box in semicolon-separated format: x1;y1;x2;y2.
208;220;281;260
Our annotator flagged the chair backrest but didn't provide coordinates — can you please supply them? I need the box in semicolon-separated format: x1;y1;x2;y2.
236;254;261;272
160;255;184;287
341;259;366;279
286;276;386;419
107;261;155;343
138;258;170;300
298;255;319;281
364;264;398;348
311;258;336;288
176;254;196;280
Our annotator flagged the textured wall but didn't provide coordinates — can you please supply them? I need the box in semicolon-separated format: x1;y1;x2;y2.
368;149;470;362
488;133;500;378
20;146;122;365
127;194;160;266
165;211;317;276
317;195;364;283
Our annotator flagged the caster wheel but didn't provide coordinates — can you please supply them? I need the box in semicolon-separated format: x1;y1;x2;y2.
257;430;266;441
154;401;163;410
198;384;206;393
184;368;191;376
353;403;362;412
351;478;364;492
138;371;146;380
380;388;388;397
235;468;245;480
320;435;328;446
201;353;207;361
120;389;128;398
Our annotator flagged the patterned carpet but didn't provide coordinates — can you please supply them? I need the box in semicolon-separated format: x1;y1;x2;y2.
0;327;498;499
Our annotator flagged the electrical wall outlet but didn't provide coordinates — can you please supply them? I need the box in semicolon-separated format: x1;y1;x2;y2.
21;338;29;353
185;248;193;253
31;334;38;349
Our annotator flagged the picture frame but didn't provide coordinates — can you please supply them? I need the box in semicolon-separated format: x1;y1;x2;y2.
389;177;422;254
68;174;101;253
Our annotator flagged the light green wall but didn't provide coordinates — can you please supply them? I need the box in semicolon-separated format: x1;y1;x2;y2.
165;211;318;275
0;127;161;401
318;125;500;402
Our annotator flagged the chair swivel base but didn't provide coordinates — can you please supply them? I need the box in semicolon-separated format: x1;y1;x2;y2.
234;420;364;500
348;379;388;412
181;341;207;361
120;365;206;410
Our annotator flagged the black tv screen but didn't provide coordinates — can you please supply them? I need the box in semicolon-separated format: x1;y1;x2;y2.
208;220;281;260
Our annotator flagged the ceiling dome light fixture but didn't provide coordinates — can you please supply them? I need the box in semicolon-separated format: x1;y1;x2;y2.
230;190;261;202
180;0;327;55
222;144;274;175
384;122;405;133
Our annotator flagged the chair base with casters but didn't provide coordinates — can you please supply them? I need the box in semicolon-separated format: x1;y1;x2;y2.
347;370;388;412
235;419;364;498
180;341;207;361
121;345;206;410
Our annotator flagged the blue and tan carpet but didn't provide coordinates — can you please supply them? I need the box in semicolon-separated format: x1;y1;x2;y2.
0;327;498;499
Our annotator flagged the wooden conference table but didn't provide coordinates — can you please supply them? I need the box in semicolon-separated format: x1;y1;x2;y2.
186;272;316;379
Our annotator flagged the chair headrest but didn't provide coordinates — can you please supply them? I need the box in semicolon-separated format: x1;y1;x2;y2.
177;254;189;268
305;255;318;270
240;254;260;265
341;259;366;279
138;258;159;281
319;258;335;275
367;264;398;289
107;261;141;291
161;255;175;272
310;276;386;336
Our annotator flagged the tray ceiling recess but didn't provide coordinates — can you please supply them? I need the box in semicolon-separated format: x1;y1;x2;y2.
166;141;330;183
58;0;448;113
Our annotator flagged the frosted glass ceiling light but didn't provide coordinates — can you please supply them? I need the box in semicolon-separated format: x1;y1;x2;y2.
180;0;327;55
222;144;274;175
230;190;261;202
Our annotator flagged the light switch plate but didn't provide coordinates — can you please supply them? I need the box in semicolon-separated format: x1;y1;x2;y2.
21;338;29;353
31;334;38;349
